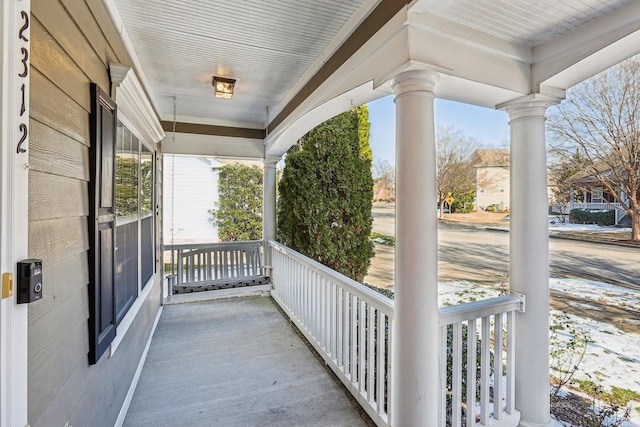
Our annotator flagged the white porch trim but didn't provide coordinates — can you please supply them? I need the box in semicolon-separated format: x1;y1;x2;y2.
262;156;279;276
500;94;562;427
0;1;30;426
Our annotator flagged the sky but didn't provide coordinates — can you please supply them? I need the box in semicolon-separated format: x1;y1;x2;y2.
367;96;511;165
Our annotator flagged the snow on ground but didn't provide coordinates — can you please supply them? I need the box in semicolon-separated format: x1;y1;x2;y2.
438;278;640;426
492;218;632;234
549;219;632;233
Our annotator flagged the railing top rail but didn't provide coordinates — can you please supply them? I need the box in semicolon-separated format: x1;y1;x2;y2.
165;240;264;251
572;202;624;209
270;240;394;315
438;293;525;326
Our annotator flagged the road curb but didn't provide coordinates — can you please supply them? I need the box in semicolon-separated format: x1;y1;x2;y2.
483;226;638;249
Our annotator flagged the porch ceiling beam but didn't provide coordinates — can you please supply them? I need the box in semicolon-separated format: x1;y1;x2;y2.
531;1;640;91
267;0;412;135
160;121;265;140
161;132;264;159
265;8;410;157
406;24;531;97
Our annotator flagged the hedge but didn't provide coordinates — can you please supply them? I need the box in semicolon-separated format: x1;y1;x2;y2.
569;209;615;226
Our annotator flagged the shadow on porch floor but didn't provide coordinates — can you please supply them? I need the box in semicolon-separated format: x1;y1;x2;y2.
123;295;372;426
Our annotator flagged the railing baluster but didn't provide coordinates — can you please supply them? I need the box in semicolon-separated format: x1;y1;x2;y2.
453;322;463;426
351;294;358;385
376;311;385;415
358;298;366;394
387;316;393;424
330;282;336;360
506;310;515;415
300;269;313;325
238;249;243;276
480;315;491;425
493;313;504;420
342;290;350;375
322;278;328;350
324;278;330;351
177;249;183;285
367;304;375;402
337;287;343;367
467;318;477;427
439;325;447;427
314;274;318;341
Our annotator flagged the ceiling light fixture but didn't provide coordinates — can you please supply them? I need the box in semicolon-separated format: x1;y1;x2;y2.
212;76;236;99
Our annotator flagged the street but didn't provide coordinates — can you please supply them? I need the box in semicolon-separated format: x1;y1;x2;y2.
439;223;640;289
366;203;640;333
367;203;640;290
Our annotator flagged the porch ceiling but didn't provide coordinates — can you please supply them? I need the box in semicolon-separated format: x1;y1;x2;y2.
108;0;640;156
112;0;374;129
417;0;633;47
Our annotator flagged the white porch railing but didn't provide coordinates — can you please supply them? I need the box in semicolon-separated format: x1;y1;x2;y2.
439;295;524;427
270;241;524;427
571;202;621;211
270;241;393;426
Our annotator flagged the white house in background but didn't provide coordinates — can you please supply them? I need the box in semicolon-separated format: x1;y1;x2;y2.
472;149;510;211
163;155;221;244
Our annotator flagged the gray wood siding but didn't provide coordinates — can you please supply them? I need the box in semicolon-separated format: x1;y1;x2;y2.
28;1;160;426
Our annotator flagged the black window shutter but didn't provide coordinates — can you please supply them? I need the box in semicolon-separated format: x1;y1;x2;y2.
88;83;117;364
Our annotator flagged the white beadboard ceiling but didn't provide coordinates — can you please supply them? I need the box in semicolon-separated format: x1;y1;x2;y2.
114;0;370;127
112;0;637;132
419;0;634;46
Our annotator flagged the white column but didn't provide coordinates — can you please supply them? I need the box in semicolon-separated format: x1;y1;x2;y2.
391;70;440;427
0;1;30;426
501;96;559;427
262;156;278;276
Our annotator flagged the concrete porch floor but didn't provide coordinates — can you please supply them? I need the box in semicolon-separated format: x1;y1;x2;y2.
123;295;372;426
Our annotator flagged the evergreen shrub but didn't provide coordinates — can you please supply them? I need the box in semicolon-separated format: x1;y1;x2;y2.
569;209;615;226
277;107;374;282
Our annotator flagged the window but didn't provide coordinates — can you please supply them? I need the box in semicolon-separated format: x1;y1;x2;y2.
499;188;505;193
479;189;485;194
88;82;156;364
115;120;155;324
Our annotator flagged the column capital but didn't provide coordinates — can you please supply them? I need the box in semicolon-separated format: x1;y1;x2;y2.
263;156;280;169
497;93;563;122
391;70;439;97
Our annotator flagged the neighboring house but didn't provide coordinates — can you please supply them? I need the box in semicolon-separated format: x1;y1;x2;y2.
471;149;510;211
373;180;393;202
568;165;634;225
1;2;638;427
163;155;221;244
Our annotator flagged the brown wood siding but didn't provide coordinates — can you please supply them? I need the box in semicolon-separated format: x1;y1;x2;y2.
28;1;160;426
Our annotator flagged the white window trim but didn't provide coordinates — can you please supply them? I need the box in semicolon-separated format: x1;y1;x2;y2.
110;63;165;146
108;65;163;357
110;275;155;356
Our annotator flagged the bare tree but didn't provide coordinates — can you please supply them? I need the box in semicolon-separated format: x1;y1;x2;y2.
548;58;640;241
548;150;590;222
373;158;395;201
436;125;478;218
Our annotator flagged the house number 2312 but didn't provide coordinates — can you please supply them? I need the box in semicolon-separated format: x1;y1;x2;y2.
16;10;29;154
